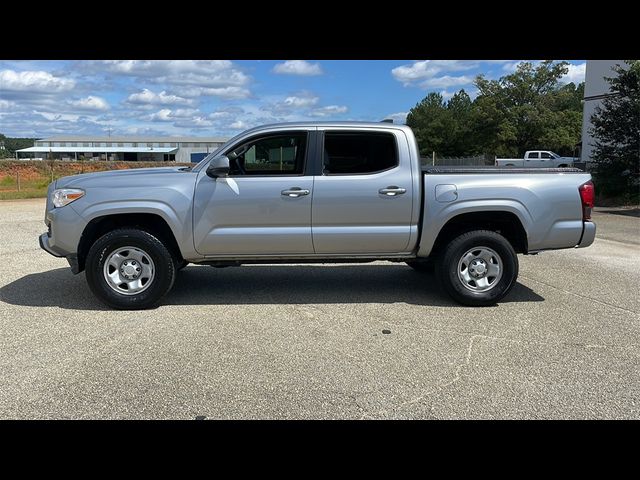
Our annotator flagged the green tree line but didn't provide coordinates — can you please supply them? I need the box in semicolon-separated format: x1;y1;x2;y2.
406;60;584;158
0;134;35;157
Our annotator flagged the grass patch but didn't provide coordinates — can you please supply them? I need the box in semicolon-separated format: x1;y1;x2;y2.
0;188;48;200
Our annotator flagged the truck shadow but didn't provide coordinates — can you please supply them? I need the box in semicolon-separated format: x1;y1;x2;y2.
0;264;544;310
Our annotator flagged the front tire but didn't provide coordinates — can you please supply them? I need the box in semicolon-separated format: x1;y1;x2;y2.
436;230;518;306
85;228;176;310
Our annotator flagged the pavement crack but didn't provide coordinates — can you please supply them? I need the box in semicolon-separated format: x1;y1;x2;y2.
520;274;638;315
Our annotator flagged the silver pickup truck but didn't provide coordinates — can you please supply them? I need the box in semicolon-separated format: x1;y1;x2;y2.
39;121;596;309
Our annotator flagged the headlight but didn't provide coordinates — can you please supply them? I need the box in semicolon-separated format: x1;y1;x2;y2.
52;188;85;208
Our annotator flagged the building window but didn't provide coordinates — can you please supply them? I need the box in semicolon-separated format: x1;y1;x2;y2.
132;143;137;147
118;143;123;147
158;143;165;147
71;143;77;147
83;143;89;147
106;142;112;147
59;142;66;147
170;143;177;147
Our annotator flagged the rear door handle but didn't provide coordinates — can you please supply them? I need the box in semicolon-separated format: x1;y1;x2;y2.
281;187;310;197
378;186;406;196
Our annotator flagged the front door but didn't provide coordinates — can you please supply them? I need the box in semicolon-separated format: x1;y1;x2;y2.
193;131;314;256
311;129;414;254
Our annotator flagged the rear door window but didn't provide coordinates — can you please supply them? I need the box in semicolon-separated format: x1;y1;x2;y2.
323;132;398;175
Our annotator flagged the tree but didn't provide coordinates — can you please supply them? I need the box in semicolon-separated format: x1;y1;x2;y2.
406;92;449;157
589;60;640;202
472;60;583;156
0;134;35;157
405;61;585;160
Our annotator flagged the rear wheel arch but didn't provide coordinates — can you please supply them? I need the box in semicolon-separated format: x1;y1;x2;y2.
429;210;528;258
77;213;184;273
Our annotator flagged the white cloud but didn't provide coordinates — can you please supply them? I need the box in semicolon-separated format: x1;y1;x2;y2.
173;116;214;128
391;61;476;90
230;120;250;129
421;75;473;89
0;69;75;92
386;112;408;124
309;105;348;117
272;60;323;76
146;108;200;122
283;95;319;108
0;99;14;109
392;61;474;84
127;88;193;106
440;90;455;100
562;62;586;84
93;60;248;82
502;61;523;72
68;95;109;111
146;109;173;122
34;110;81;122
172;86;251;99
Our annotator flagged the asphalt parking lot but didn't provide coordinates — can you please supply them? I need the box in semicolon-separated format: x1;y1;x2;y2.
0;198;638;419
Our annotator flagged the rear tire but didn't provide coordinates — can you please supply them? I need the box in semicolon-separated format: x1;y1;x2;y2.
85;228;176;310
436;230;518;306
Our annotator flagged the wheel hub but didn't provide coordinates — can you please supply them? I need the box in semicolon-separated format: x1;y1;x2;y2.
120;259;142;280
469;259;487;277
456;246;504;293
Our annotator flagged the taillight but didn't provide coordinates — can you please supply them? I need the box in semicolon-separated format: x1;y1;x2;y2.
579;180;595;221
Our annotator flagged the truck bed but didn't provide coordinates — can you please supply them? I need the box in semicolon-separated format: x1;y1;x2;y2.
422;166;584;174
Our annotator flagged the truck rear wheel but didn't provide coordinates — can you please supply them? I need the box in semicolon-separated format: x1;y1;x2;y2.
85;228;176;310
436;230;518;306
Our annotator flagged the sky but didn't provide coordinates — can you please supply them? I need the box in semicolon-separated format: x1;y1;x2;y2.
0;60;586;139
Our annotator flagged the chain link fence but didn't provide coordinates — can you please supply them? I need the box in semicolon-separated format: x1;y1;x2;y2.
421;155;494;167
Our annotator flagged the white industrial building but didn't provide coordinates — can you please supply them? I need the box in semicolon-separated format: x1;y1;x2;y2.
580;60;627;164
16;135;229;163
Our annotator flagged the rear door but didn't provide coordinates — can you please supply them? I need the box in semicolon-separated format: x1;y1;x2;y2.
311;128;414;254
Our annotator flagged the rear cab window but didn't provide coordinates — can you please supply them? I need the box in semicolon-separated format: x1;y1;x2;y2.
323;132;398;175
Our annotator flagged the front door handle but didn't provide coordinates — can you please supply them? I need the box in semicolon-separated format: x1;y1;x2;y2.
281;187;310;197
378;186;406;196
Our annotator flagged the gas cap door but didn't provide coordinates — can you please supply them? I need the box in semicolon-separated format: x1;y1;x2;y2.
435;184;458;203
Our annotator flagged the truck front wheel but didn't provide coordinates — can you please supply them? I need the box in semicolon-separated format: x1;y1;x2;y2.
436;230;518;306
85;228;177;310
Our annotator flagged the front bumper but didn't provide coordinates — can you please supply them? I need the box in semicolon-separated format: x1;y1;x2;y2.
39;232;81;273
577;221;596;248
39;232;64;257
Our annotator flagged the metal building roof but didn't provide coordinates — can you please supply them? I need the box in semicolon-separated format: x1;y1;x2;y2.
17;146;178;153
35;135;229;143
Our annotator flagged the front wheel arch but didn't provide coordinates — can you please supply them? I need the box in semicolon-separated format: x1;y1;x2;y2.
77;213;184;273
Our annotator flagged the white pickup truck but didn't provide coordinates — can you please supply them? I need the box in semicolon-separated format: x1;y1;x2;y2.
495;151;575;168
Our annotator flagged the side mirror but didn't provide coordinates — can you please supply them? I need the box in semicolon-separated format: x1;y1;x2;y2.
206;155;230;178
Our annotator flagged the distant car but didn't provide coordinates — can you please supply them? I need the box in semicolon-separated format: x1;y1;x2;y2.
495;150;575;168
